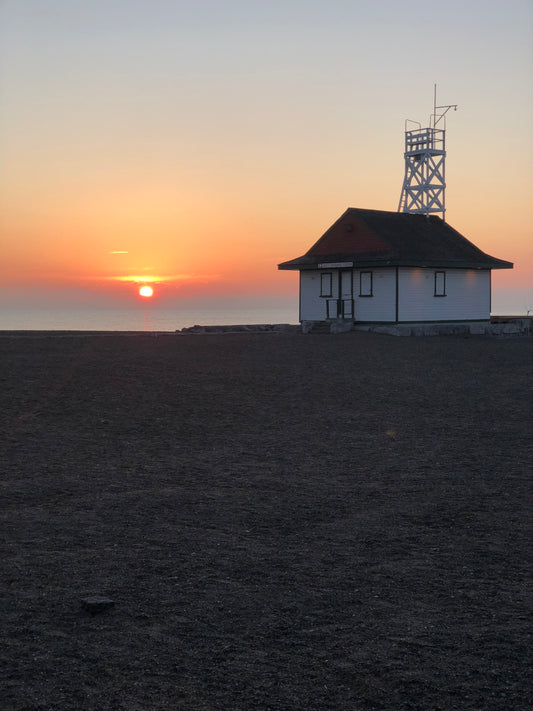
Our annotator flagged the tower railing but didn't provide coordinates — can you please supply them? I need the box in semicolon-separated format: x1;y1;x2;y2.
404;127;445;154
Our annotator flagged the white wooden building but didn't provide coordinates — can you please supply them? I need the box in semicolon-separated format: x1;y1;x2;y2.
278;208;512;324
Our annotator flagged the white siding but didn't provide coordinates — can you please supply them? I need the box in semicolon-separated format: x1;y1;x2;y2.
353;269;396;322
300;270;339;321
398;268;490;321
299;267;491;323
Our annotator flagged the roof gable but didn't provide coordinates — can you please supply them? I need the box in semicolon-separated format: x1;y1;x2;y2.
278;208;513;271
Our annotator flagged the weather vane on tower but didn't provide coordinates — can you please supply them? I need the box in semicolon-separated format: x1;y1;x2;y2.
398;85;457;221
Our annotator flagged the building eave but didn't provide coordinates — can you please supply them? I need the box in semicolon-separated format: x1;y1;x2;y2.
278;258;514;271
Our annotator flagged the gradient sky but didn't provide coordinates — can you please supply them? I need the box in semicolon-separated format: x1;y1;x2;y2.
1;0;532;310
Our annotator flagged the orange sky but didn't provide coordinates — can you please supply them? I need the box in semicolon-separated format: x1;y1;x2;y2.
1;1;532;313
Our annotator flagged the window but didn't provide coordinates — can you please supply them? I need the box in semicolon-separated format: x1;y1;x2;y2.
320;272;332;297
359;271;373;297
434;271;446;297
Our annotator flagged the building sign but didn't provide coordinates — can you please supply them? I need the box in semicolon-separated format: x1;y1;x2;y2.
317;262;353;269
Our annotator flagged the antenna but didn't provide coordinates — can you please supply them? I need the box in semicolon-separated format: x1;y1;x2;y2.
398;85;457;221
431;84;457;129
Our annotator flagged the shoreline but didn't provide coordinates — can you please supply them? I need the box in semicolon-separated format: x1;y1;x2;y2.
0;325;300;338
0;314;531;338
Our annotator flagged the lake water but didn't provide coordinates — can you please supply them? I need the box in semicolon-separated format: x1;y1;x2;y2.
0;288;530;332
0;304;300;332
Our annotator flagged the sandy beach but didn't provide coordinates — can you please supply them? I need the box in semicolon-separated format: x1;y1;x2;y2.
2;330;532;710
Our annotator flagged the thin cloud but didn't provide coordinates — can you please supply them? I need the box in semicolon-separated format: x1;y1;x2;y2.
101;274;220;284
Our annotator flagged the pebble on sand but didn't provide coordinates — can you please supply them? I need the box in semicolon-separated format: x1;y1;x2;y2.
80;596;115;614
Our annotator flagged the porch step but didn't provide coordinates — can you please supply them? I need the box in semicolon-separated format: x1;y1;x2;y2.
308;322;331;334
302;320;354;335
302;320;331;334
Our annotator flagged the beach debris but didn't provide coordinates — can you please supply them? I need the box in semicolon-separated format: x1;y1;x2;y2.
80;595;115;614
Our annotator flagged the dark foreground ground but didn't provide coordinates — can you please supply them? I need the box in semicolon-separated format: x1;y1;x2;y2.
1;331;531;711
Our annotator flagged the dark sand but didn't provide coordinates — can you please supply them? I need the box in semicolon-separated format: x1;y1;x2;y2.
1;331;532;710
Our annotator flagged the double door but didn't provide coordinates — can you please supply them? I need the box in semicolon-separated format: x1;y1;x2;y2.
327;270;354;319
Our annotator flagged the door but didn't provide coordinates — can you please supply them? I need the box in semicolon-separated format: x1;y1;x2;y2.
340;270;354;319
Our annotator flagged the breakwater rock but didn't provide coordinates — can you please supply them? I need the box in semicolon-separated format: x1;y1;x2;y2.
177;323;299;334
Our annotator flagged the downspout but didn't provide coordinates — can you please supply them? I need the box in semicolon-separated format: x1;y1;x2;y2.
299;271;302;323
395;267;399;323
489;270;492;318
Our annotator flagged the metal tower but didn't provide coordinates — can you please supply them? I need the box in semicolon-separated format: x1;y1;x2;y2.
398;86;457;220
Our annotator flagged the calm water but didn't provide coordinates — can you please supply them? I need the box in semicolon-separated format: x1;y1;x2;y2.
0;305;300;332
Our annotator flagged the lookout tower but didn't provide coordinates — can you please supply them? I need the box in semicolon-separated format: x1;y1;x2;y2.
398;87;457;220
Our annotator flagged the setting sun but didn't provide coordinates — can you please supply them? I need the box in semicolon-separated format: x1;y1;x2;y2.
139;285;153;298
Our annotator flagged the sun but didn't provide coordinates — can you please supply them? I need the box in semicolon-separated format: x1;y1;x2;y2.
139;285;154;298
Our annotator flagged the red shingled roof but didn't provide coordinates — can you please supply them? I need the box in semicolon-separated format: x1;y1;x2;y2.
307;213;389;255
278;208;513;271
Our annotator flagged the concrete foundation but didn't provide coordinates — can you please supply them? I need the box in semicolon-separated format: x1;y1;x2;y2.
356;320;530;336
302;318;531;337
